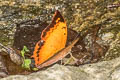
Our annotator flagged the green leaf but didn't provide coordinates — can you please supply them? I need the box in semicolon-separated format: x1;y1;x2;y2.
22;59;31;70
23;46;29;52
21;46;31;70
32;68;39;71
21;50;25;59
20;46;39;71
21;46;30;59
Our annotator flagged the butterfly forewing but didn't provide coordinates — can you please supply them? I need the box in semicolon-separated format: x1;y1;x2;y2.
32;11;67;66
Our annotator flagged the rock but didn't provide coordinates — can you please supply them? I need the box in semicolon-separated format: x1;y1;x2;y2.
1;57;120;80
0;55;8;78
0;0;120;80
104;32;120;60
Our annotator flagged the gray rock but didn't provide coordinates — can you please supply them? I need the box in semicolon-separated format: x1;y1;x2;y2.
0;0;120;80
1;57;120;80
0;55;8;78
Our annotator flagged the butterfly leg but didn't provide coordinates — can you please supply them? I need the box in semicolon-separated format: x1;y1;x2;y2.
60;59;63;65
63;52;79;65
70;52;78;62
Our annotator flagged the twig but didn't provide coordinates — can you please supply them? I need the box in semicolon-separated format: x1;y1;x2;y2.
0;43;10;55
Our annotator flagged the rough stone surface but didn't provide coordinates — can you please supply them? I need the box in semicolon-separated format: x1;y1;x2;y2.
0;0;120;60
0;0;120;80
1;57;120;80
0;55;8;78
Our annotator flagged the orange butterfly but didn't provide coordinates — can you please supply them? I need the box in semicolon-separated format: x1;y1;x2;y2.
37;33;80;69
31;10;67;67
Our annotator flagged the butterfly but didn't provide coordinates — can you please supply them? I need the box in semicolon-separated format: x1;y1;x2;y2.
37;33;80;69
31;10;68;67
